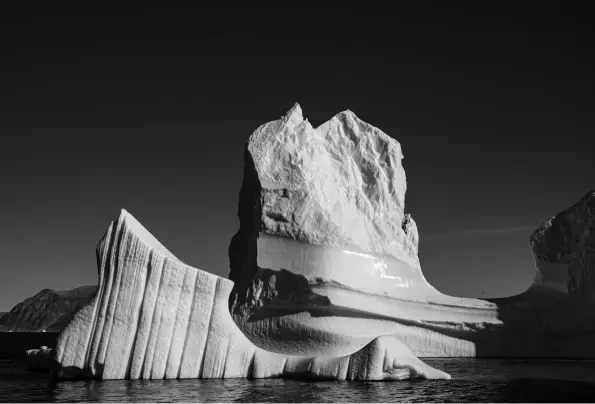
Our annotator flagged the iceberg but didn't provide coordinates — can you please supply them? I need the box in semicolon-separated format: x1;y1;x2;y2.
49;103;593;382
52;209;449;380
228;104;595;359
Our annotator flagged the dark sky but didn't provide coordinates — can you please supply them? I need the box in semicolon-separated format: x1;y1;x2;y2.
1;4;593;310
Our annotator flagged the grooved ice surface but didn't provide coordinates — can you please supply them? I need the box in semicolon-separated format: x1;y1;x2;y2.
53;209;449;380
229;104;595;359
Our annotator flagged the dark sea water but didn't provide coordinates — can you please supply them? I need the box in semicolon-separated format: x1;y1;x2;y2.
1;358;594;402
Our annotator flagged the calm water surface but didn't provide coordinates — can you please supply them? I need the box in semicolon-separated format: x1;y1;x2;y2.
1;358;594;402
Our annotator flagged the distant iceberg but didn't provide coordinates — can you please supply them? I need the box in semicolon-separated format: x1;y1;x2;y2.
24;346;53;371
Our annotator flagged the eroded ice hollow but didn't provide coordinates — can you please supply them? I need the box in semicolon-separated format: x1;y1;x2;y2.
52;209;449;380
229;104;595;359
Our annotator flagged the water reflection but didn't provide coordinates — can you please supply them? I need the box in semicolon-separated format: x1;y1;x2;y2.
2;358;595;402
44;378;435;403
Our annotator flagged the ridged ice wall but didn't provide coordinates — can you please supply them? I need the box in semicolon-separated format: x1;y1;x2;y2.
53;209;449;381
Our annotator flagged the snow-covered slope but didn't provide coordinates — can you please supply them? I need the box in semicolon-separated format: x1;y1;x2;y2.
229;104;595;359
53;209;449;380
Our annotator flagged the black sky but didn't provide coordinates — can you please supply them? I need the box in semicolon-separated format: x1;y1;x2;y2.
1;4;593;310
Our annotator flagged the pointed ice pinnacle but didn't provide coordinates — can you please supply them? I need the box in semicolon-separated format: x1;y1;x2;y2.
283;102;303;126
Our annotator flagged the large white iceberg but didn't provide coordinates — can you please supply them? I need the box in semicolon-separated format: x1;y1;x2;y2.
228;104;595;359
52;209;449;380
